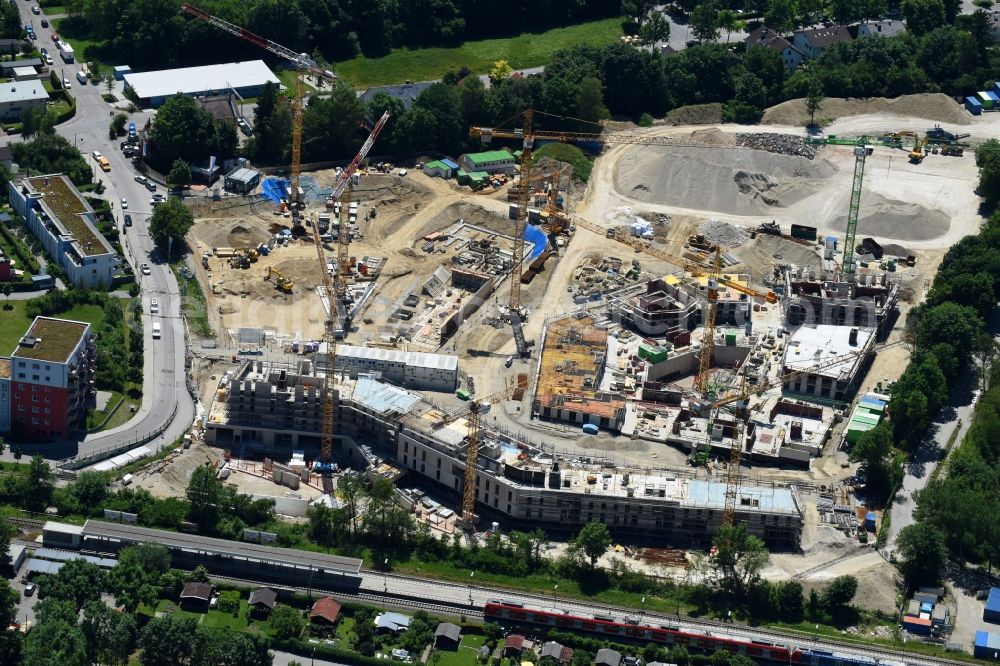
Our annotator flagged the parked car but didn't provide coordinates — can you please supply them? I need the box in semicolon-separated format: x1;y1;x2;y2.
134;174;147;185
30;5;39;13
91;150;102;161
62;77;70;88
120;197;127;209
145;181;156;192
140;263;150;275
123;214;132;227
39;47;47;55
24;583;36;596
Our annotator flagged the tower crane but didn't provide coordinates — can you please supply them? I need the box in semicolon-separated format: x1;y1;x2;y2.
471;115;774;391
705;338;903;525
181;2;335;225
841;139;874;277
435;376;530;527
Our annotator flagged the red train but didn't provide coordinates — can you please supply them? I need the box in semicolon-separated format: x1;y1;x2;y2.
484;599;798;662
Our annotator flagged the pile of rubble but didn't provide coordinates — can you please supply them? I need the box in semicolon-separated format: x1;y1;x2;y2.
736;133;817;159
698;219;750;248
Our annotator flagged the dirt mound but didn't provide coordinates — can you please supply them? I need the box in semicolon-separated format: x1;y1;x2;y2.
831;194;950;241
617;145;836;215
736;234;820;281
666;103;724;125
688;127;735;145
763;93;969;126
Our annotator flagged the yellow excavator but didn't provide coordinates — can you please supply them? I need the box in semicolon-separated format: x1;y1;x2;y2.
266;266;293;293
909;137;926;163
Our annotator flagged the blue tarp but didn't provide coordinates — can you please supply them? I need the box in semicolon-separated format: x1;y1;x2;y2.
261;177;289;205
524;224;547;259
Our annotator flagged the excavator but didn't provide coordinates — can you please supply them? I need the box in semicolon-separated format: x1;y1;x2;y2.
266;266;293;293
909;137;927;164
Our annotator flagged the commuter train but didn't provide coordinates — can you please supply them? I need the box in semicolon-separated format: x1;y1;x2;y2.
484;600;908;666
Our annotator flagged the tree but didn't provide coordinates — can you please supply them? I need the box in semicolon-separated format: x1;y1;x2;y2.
639;10;669;43
573;521;612;567
691;4;720;43
300;81;365;162
902;0;947;36
186;464;224;532
108;543;171;612
37;559;106;610
489;59;513;85
711;523;769;598
732;72;767;123
897;522;948;585
148;197;194;259
138;615;197;666
25;454;53;511
70;471;109;512
167;159;192;189
270;604;306;639
247;82;292;164
0;579;18;629
1;283;11;310
821;575;858;611
81;601;138;666
805;73;824;127
337;473;365;541
23;618;87;666
148;94;234;170
976;139;1000;209
765;0;797;32
575;76;609;124
717;10;741;44
10;133;93;186
850;422;900;499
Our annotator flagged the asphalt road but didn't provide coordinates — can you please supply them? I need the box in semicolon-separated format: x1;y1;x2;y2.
7;1;194;462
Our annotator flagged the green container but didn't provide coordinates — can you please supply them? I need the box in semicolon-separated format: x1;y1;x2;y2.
638;344;668;364
456;389;470;400
725;331;737;346
978;91;994;109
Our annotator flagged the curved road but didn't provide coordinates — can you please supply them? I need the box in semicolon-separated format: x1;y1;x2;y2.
9;3;194;461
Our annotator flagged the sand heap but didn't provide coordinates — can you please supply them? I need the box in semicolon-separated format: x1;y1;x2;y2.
617;145;836;215
831;193;950;242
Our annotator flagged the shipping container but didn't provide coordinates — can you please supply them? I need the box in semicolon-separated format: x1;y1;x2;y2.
986;588;1000;623
865;511;876;531
638;344;669;364
992;82;1000;97
979;91;995;109
974;631;1000;659
989;91;1000;108
902;616;932;635
790;224;818;241
966;96;983;115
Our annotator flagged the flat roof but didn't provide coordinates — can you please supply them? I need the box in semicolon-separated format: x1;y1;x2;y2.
25;175;112;257
82;520;363;574
227;167;260;183
15;318;89;362
0;81;47;104
784;324;874;378
123;60;279;100
352;374;421;415
463;150;514;165
337;344;458;372
0;357;9;379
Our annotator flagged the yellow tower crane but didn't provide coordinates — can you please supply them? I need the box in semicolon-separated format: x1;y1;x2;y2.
435;376;529;528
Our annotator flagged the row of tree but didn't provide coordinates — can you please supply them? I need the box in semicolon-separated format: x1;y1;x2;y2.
65;0;617;67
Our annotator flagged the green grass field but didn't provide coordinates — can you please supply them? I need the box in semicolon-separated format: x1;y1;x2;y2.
335;18;622;88
436;633;487;666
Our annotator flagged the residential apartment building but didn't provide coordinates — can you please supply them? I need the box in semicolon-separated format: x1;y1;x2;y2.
2;317;95;439
8;175;118;288
745;26;804;72
782;324;875;404
0;81;48;122
792;25;853;60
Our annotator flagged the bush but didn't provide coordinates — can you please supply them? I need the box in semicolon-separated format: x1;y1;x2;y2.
217;589;241;615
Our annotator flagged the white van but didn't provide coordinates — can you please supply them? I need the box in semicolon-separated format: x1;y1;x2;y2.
151;322;161;339
75;70;87;85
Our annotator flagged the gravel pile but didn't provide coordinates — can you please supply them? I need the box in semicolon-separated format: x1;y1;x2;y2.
698;219;750;248
736;133;817;159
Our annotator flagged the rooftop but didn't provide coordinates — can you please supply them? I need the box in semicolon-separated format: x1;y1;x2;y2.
337;344;458;372
0;81;48;105
123;60;279;100
180;582;214;601
25;175;112;257
14;317;89;362
359;82;432;110
0;357;9;379
796;25;853;48
351;374;422;415
783;324;874;379
311;596;342;623
463;150;515;165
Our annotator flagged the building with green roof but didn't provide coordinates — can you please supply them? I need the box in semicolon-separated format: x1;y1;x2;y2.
458;149;516;174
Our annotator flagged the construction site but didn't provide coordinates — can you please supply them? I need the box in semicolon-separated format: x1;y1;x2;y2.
164;68;981;605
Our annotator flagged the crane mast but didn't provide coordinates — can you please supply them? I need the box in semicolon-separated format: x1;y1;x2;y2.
842;141;872;277
181;2;336;223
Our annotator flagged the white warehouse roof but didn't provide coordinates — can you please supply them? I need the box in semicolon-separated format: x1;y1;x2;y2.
123;60;279;100
784;324;874;379
337;344;458;372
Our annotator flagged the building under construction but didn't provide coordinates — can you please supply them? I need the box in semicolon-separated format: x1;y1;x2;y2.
204;359;804;549
783;267;899;335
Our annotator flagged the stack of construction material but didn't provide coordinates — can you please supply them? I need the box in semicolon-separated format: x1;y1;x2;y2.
736;133;817;159
630;221;654;238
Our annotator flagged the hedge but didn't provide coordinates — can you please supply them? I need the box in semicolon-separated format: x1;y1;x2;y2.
53;89;76;124
270;637;411;666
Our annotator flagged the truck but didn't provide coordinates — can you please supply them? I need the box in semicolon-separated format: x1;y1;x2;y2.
58;41;74;63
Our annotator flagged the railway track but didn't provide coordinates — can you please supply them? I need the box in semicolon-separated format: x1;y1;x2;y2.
7;517;45;530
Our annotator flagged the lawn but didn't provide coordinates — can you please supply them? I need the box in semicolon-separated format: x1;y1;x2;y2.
203;601;250;631
334;17;622;88
171;263;212;338
436;633;487;666
0;301;33;356
275;69;317;95
51;17;106;63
